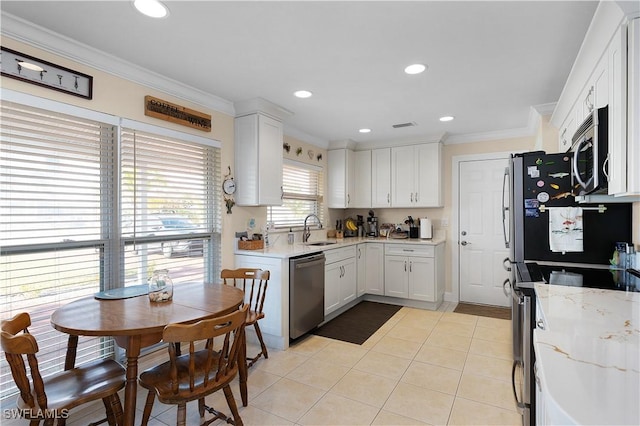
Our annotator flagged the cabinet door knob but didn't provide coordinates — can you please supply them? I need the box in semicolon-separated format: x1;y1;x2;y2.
460;241;470;246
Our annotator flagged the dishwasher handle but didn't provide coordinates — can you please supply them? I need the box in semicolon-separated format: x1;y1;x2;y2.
292;254;326;269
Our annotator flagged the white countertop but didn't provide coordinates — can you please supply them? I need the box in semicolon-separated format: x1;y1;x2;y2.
235;235;446;259
534;284;640;425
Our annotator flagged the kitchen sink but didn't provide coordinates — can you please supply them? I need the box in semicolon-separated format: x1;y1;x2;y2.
306;241;336;246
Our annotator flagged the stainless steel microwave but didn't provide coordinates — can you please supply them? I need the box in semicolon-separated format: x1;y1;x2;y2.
570;105;608;196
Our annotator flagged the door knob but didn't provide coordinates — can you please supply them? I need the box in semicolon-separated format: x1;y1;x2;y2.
461;231;467;236
460;241;470;246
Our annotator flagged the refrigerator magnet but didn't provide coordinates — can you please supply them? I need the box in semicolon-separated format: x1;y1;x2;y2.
524;199;539;208
537;192;550;203
525;209;540;218
537;180;545;187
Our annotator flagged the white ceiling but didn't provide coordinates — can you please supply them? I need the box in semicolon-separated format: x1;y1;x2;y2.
1;1;601;147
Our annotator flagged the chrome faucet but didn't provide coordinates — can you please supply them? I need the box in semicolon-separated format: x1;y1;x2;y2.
303;214;323;243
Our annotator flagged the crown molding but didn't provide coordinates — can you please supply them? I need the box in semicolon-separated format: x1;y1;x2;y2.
0;12;235;116
283;125;329;149
444;102;556;145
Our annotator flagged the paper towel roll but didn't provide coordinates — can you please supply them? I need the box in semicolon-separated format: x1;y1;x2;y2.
420;218;432;239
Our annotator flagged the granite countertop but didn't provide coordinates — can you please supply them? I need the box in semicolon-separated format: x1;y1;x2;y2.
235;235;446;259
533;284;640;425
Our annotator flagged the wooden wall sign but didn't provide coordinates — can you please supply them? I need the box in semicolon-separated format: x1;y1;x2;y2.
144;95;212;132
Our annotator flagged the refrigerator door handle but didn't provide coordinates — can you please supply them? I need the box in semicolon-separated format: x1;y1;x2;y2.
502;167;510;249
512;360;526;414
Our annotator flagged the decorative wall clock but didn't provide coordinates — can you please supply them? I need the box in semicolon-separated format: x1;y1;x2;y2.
222;166;236;214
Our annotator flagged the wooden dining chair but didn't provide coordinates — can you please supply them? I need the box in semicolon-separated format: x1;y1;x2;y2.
221;268;270;367
0;312;125;426
138;305;249;426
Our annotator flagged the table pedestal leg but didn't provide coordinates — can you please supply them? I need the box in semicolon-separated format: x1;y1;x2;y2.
123;336;141;426
64;335;78;370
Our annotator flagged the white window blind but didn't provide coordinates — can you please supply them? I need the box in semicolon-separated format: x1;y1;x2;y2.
0;101;116;400
120;126;221;286
269;160;323;229
0;99;222;403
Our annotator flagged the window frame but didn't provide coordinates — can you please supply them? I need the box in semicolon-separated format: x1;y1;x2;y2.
268;159;324;230
0;89;222;402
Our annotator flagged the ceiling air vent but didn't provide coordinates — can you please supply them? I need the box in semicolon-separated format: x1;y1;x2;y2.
392;121;417;129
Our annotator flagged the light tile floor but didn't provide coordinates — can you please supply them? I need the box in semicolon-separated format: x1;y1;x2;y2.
2;302;521;425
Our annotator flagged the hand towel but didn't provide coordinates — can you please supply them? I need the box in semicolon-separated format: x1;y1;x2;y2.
548;207;583;253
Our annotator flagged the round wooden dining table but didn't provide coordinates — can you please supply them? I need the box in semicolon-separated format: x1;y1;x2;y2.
50;282;246;426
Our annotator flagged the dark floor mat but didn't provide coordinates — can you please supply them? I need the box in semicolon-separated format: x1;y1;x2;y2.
454;302;511;320
312;301;402;345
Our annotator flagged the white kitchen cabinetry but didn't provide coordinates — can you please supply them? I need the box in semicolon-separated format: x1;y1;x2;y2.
553;4;639;196
559;54;609;153
324;246;356;315
607;23;628;195
327;149;355;208
356;244;366;297
558;110;577;152
626;18;640;195
352;150;372;208
234;113;283;206
234;254;287;350
371;148;391;208
391;143;442;208
357;242;384;297
384;243;444;302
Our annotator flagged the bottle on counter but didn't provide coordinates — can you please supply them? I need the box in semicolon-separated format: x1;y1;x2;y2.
288;228;295;245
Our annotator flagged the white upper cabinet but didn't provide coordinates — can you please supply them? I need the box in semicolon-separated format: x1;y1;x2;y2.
352;150;372;208
553;3;639;197
327;149;355;208
371;148;391;208
607;23;628;195
234;113;283;206
625;18;640;195
391;143;442;207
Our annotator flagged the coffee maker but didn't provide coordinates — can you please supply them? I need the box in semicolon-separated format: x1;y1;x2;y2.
366;210;378;237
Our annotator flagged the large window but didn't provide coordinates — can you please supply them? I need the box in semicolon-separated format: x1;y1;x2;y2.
0;92;221;401
120;122;221;286
268;159;323;229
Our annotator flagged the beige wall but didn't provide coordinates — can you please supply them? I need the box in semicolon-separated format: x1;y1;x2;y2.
4;37;637;294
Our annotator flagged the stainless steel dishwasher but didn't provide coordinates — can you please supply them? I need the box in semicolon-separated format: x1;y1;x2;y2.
289;252;325;339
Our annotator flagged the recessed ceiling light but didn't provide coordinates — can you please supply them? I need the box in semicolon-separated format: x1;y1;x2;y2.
404;64;427;75
133;0;169;18
294;90;313;98
439;116;455;122
359;128;371;133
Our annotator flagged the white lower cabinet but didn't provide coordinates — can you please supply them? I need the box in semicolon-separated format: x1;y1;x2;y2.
384;243;443;302
358;243;384;295
324;246;356;316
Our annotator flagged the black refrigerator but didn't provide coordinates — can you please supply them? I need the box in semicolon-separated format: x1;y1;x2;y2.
504;151;633;426
506;151;633;266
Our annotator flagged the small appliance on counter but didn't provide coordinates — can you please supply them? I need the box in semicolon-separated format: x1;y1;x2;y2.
356;215;365;237
366;209;378;237
419;217;432;239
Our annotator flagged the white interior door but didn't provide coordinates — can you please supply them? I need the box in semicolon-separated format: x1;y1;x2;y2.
459;158;510;307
